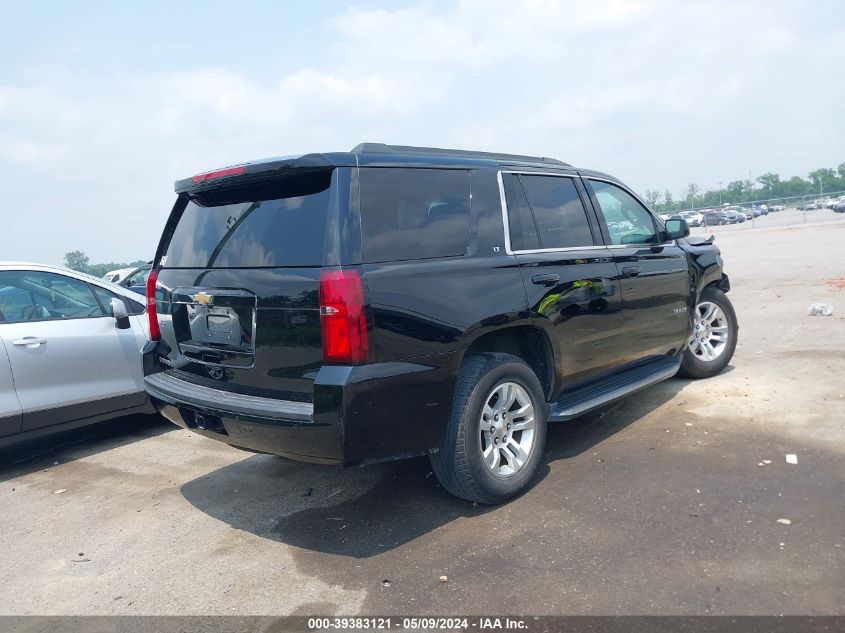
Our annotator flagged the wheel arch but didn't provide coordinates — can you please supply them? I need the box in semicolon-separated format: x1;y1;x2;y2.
456;325;556;401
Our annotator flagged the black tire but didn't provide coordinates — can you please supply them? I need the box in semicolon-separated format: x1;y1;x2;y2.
429;353;548;504
679;285;738;379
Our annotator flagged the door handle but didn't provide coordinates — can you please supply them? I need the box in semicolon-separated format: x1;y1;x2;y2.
12;337;46;347
621;266;641;277
531;273;560;287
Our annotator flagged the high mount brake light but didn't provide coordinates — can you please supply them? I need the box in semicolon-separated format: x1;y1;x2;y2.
319;269;368;364
191;165;246;183
146;269;160;341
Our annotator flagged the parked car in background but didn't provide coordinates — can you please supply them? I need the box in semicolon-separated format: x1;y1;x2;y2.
679;210;703;227
142;143;737;504
702;210;732;225
0;262;153;447
119;263;152;296
720;207;743;222
103;267;134;284
799;201;819;210
770;205;785;212
834;201;845;213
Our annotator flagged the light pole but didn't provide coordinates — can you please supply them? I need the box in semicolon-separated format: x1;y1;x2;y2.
749;171;755;229
717;181;723;207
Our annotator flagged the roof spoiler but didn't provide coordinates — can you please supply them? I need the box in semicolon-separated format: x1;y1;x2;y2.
174;153;335;194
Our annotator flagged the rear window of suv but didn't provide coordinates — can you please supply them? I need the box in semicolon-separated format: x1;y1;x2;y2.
162;170;332;268
359;168;471;263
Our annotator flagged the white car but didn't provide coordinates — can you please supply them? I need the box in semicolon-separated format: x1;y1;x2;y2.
0;262;154;446
679;211;703;227
103;267;135;284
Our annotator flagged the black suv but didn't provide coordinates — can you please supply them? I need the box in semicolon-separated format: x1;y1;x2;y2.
143;143;737;504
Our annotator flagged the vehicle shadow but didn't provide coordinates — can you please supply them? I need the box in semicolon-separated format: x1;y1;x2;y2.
0;414;171;482
180;374;698;558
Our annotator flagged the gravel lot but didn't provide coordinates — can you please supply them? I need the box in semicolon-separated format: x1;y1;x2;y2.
1;217;843;616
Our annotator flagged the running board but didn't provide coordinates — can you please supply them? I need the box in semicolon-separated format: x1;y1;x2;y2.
548;357;680;422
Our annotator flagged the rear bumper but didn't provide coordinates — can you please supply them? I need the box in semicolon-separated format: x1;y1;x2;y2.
145;355;454;465
145;372;336;464
145;372;312;421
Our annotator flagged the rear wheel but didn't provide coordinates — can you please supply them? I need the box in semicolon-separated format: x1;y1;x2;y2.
430;353;547;504
679;286;738;378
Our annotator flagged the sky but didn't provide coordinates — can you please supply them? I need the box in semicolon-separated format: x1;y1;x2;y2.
1;0;843;265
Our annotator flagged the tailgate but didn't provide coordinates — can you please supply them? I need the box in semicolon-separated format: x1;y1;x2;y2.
153;169;333;401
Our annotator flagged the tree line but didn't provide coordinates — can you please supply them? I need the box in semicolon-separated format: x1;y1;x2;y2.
63;250;147;279
643;162;845;213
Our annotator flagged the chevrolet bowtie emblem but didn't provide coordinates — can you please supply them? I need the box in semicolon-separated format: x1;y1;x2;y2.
190;292;214;305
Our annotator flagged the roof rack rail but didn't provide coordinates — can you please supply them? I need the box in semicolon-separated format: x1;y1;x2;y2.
350;143;570;166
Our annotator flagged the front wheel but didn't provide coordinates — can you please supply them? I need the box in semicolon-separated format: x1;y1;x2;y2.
679;286;738;378
430;353;547;504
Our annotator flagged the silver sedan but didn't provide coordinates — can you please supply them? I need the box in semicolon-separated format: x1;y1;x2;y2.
0;262;154;446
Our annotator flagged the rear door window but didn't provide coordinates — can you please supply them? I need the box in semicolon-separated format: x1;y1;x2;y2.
162;171;333;268
503;174;595;250
502;173;540;251
359;168;471;263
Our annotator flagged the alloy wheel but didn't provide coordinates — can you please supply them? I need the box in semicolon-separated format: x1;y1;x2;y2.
479;381;536;477
688;301;730;361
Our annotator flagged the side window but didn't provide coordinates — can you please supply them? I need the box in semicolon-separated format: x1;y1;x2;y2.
359;168;471;263
505;174;595;250
0;287;34;323
91;285;145;316
502;174;540;251
125;268;149;288
589;180;658;245
0;271;106;322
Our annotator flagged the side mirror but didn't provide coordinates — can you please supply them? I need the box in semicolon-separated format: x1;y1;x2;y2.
665;218;690;240
111;297;131;330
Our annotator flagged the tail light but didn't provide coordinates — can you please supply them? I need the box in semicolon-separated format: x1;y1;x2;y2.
146;269;161;341
191;165;246;183
319;269;368;364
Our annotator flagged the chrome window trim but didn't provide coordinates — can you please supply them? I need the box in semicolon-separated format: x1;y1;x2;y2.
502;170;581;178
512;245;610;255
604;242;678;249
497;170;598;256
496;170;513;254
